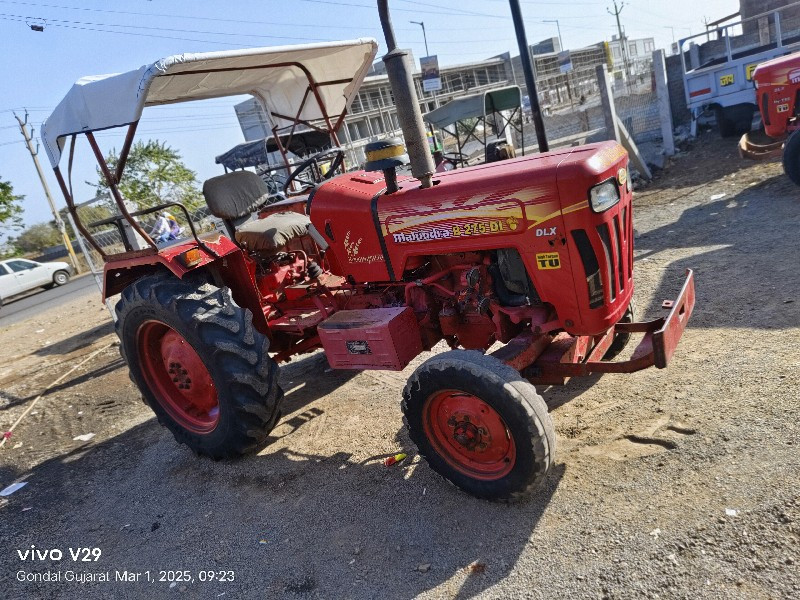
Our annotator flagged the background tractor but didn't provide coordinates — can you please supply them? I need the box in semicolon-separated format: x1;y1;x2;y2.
739;50;800;185
42;2;694;502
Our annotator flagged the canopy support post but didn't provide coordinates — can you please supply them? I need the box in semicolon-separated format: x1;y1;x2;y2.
86;132;157;250
115;121;139;184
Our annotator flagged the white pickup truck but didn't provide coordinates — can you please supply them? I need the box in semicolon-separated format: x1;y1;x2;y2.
681;4;800;136
0;258;73;307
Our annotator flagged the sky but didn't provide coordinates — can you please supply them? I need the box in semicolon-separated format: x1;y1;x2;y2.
0;0;740;232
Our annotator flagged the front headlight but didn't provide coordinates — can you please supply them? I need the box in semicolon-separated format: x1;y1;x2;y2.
589;179;620;212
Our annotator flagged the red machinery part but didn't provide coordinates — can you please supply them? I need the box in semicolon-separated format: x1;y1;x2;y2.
752;52;800;139
137;321;220;434
318;306;423;370
309;141;633;338
422;389;516;480
508;269;696;384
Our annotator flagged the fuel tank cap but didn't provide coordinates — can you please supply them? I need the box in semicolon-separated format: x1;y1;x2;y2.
364;137;410;171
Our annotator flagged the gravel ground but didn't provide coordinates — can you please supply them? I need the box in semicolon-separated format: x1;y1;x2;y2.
0;132;798;599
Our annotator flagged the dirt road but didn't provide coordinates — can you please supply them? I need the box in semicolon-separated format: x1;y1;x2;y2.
1;133;798;599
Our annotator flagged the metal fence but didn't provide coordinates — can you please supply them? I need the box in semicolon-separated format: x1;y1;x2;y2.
512;60;662;152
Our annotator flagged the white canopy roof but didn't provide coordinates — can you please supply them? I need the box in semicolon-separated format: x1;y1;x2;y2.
42;39;378;168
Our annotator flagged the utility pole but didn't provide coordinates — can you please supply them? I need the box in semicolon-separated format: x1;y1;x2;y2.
509;0;548;152
14;111;81;273
608;1;631;89
543;19;564;53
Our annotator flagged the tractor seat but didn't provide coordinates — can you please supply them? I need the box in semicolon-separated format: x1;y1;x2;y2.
235;212;311;253
203;170;272;221
203;171;311;252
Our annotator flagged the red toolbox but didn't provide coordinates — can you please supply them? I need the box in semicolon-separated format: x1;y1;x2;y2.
318;307;423;370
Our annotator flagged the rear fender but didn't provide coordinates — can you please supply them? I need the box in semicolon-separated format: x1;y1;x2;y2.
103;236;268;333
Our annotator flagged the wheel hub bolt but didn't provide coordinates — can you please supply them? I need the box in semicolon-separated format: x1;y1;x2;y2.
453;420;482;450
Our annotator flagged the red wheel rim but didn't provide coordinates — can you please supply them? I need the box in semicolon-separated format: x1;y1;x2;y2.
422;390;516;480
137;321;219;434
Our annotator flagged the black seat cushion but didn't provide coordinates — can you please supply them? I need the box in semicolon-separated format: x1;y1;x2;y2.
203;171;271;220
235;212;311;252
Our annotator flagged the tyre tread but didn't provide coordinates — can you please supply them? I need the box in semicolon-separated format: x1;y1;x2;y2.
115;271;281;458
402;350;555;502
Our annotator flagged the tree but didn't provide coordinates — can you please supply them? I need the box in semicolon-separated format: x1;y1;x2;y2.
10;222;62;254
0;176;24;232
93;140;203;212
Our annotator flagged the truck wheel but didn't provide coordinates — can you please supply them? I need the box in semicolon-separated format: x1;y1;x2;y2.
115;272;282;458
403;351;555;502
716;104;755;138
782;130;800;186
603;299;636;361
53;270;70;286
714;106;736;138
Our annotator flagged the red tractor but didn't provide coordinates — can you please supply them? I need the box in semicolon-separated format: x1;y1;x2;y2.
739;51;800;185
42;7;694;502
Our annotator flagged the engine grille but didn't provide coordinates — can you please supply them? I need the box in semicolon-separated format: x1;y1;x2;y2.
570;202;632;309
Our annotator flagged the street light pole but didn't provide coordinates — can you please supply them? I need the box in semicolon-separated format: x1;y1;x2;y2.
543;19;563;52
410;20;429;56
410;20;438;108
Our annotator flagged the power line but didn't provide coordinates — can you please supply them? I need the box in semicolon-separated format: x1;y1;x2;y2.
0;0;441;32
298;0;507;19
0;15;261;47
0;12;333;42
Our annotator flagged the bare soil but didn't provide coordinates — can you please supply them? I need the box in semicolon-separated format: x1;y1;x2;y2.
1;132;798;599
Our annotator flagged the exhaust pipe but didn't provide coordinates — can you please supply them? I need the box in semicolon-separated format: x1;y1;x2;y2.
378;0;435;189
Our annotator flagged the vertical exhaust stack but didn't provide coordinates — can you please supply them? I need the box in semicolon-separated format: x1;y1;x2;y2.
378;0;435;189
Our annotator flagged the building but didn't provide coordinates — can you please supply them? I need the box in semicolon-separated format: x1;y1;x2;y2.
509;36;653;106
234;52;515;166
511;44;607;106
740;0;800;20
607;35;656;78
531;37;561;56
233;34;651;165
740;0;800;36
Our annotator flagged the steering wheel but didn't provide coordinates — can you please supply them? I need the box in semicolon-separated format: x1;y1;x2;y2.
441;151;469;169
282;147;345;196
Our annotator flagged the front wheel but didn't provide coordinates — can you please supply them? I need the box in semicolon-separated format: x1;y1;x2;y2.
53;270;70;286
115;272;283;458
403;351;555;502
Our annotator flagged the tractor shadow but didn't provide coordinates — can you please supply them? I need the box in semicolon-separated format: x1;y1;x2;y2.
635;173;800;330
34;322;115;357
541;374;604;412
267;351;359;442
0;418;565;600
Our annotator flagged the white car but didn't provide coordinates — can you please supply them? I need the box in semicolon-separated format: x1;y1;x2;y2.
0;258;73;307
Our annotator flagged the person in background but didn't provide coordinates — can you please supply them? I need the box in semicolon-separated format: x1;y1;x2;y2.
149;212;172;243
168;215;183;239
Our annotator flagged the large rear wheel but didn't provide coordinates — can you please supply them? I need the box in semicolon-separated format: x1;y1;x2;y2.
403;351;555;502
115;272;282;458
